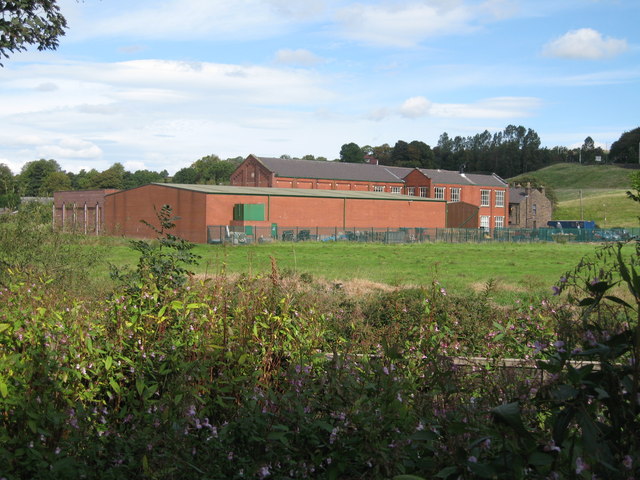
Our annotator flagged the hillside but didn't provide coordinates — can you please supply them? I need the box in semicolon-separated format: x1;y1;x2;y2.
510;163;639;228
511;162;635;189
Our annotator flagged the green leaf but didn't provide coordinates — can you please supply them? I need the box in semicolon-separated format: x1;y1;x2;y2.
0;323;10;334
491;402;530;437
551;384;578;402
435;466;459;478
136;377;145;397
109;378;120;394
528;451;554;466
393;476;427;480
411;430;438;442
104;356;113;371
603;295;633;308
468;461;496;478
578;297;595;307
27;419;37;433
0;380;7;398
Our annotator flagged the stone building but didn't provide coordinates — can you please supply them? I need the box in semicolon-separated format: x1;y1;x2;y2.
508;183;553;229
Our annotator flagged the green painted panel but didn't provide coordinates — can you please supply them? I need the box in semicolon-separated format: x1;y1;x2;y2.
233;203;265;221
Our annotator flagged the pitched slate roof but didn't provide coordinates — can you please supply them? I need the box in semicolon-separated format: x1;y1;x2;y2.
509;187;528;204
254;156;405;183
251;155;506;187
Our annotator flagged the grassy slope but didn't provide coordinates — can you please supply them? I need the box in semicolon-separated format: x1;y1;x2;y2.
511;163;639;228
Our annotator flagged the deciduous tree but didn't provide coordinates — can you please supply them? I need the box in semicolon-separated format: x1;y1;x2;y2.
0;0;68;65
339;143;364;163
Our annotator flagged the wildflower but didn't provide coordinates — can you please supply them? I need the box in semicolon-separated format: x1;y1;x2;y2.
55;447;61;455
623;455;633;469
553;340;566;353
532;341;545;354
552;285;561;296
584;331;597;346
575;457;588;474
468;456;477;463
329;427;339;444
544;440;561;453
257;466;271;479
440;287;447;296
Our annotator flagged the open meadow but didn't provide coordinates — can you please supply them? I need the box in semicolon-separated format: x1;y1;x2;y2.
98;240;612;303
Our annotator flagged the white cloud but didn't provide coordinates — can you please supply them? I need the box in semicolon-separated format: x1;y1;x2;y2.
543;28;628;60
333;0;520;47
430;97;541;118
36;138;103;159
378;96;541;120
66;0;295;42
274;49;324;66
335;2;476;47
0;58;338;173
400;96;433;118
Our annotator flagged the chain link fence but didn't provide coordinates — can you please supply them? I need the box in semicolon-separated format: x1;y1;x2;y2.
207;225;639;245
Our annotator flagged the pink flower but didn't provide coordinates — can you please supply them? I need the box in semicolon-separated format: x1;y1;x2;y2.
575;457;588;474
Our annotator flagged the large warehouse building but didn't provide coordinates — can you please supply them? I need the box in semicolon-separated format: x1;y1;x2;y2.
103;183;447;244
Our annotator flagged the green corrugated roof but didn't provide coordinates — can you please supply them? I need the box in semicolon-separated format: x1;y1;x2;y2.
149;183;444;202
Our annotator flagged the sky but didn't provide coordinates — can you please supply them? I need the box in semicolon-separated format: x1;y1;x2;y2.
1;0;639;175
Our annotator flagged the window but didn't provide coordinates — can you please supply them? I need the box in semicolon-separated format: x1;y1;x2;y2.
419;187;428;198
373;186;385;192
532;204;537;216
480;216;490;229
407;187;415;196
434;187;445;200
390;186;402;194
450;188;461;203
481;190;490;206
495;190;504;207
495;216;504;228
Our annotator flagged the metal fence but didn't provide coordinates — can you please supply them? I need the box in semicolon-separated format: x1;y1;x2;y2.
207;225;640;245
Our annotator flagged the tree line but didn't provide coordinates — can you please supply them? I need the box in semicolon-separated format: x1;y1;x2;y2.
1;125;638;209
338;125;640;179
0;155;244;209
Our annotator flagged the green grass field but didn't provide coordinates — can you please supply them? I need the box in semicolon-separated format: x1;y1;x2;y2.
101;240;619;302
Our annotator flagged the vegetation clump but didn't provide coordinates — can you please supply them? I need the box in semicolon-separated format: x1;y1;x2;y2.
0;205;639;479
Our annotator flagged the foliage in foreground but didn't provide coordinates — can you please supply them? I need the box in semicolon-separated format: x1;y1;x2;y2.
0;208;639;479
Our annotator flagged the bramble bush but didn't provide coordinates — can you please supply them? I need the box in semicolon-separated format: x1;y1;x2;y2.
1;205;638;479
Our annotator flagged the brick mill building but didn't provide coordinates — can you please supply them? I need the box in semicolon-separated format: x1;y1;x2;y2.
103;183;447;244
231;155;509;229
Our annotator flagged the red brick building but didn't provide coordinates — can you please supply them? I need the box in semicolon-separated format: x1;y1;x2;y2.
54;189;119;233
104;184;447;244
231;155;509;228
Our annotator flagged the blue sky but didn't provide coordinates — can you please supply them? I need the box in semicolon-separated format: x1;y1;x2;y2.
1;0;639;175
